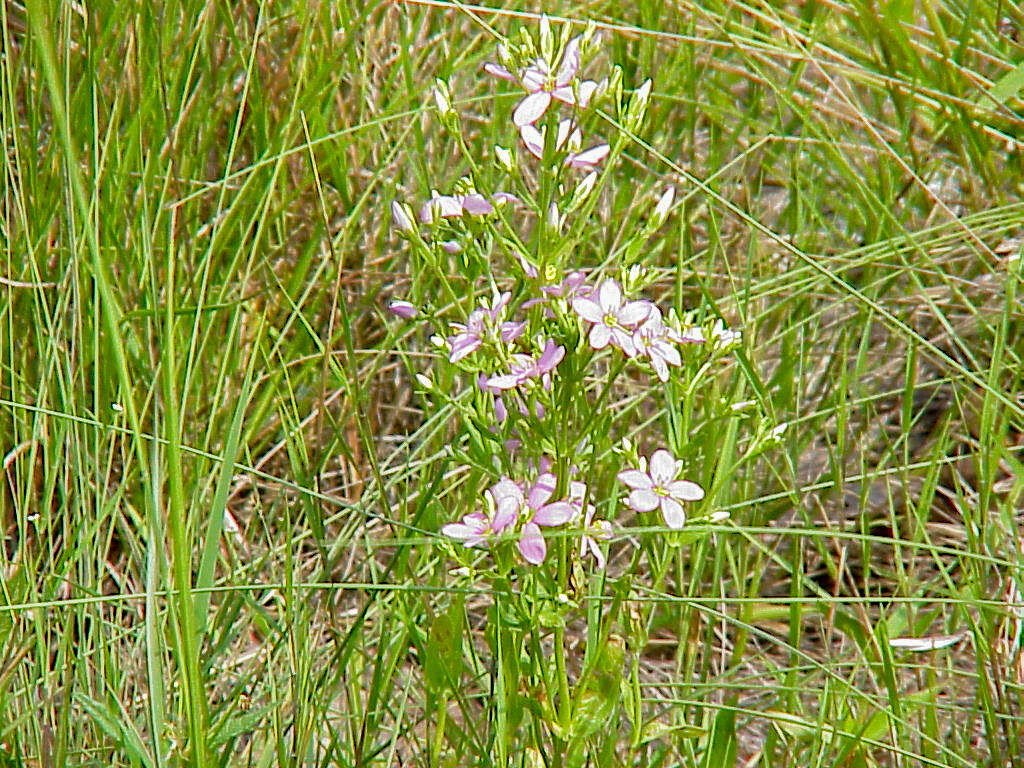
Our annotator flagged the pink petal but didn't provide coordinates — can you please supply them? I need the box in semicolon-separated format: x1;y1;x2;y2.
649;355;670;382
668;480;705;501
576;80;598;108
619;300;653;326
568;144;609;169
514;91;552;126
649;450;679;484
628;488;660;512
617;469;653;490
550;85;577;105
484;62;516;81
534;501;577;526
660;498;686;529
556;37;581;85
448;335;481;363
518;522;547;564
519;125;545;158
582;536;606;569
521;67;547;92
461;194;494;215
528;473;557;509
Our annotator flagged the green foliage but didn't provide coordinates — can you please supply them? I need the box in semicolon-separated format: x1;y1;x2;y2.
2;0;1023;766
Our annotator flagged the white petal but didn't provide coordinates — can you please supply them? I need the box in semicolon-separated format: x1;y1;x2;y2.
597;280;622;311
628;489;660;512
617;469;653;490
589;323;611;349
660;498;686;529
668;480;704;501
649;450;679;484
514;91;552;126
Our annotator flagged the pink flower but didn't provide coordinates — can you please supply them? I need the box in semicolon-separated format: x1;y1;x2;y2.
447;292;524;363
490;474;577;564
485;37;600;127
485;339;565;391
572;280;652;356
632;311;682;382
441;480;518;547
519;121;609;170
419;192;520;224
617;449;704;529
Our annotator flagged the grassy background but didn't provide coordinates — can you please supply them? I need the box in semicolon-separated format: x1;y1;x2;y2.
2;0;1023;765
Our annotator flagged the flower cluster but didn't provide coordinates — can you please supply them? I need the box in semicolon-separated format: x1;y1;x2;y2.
442;472;610;566
385;23;739;572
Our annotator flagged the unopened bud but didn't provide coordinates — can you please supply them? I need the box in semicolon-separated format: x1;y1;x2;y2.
387;300;417;319
415;373;433;390
433;79;454;119
495;145;514;173
391;201;415;234
547;202;562;233
539;15;554;60
568;171;598;210
651;187;675;227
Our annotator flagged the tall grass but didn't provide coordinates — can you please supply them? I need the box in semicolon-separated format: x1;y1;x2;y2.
1;0;1022;765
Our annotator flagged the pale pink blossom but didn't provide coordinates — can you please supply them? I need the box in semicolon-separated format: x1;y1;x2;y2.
485;36;600;127
441;480;518;547
447;292;524;363
490;474;577;564
419;192;520;224
632;311;682;382
617;449;704;529
572;280;652;356
485;339;565;391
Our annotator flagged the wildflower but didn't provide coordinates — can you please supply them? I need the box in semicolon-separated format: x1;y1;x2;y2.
569;481;611;569
391;201;415;233
441;480;519;547
632;311;681;382
651;187;675;227
490;473;577;564
617;449;704;529
485;36;600;126
447;292;524;363
519;121;609;170
419;191;520;224
572;279;652;356
387;300;418;319
485;339;565;391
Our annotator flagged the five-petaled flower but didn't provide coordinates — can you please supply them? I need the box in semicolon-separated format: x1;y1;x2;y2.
572;280;652;357
447;291;526;363
617;449;704;529
442;474;578;565
485;36;600;126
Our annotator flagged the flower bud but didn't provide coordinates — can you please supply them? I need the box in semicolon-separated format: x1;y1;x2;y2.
568;171;598;210
432;78;454;120
415;373;433;390
390;201;415;234
539;15;554;61
651;186;675;227
387;300;417;319
495;145;514;173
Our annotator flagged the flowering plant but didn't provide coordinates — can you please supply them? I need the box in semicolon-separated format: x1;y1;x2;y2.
385;17;764;764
